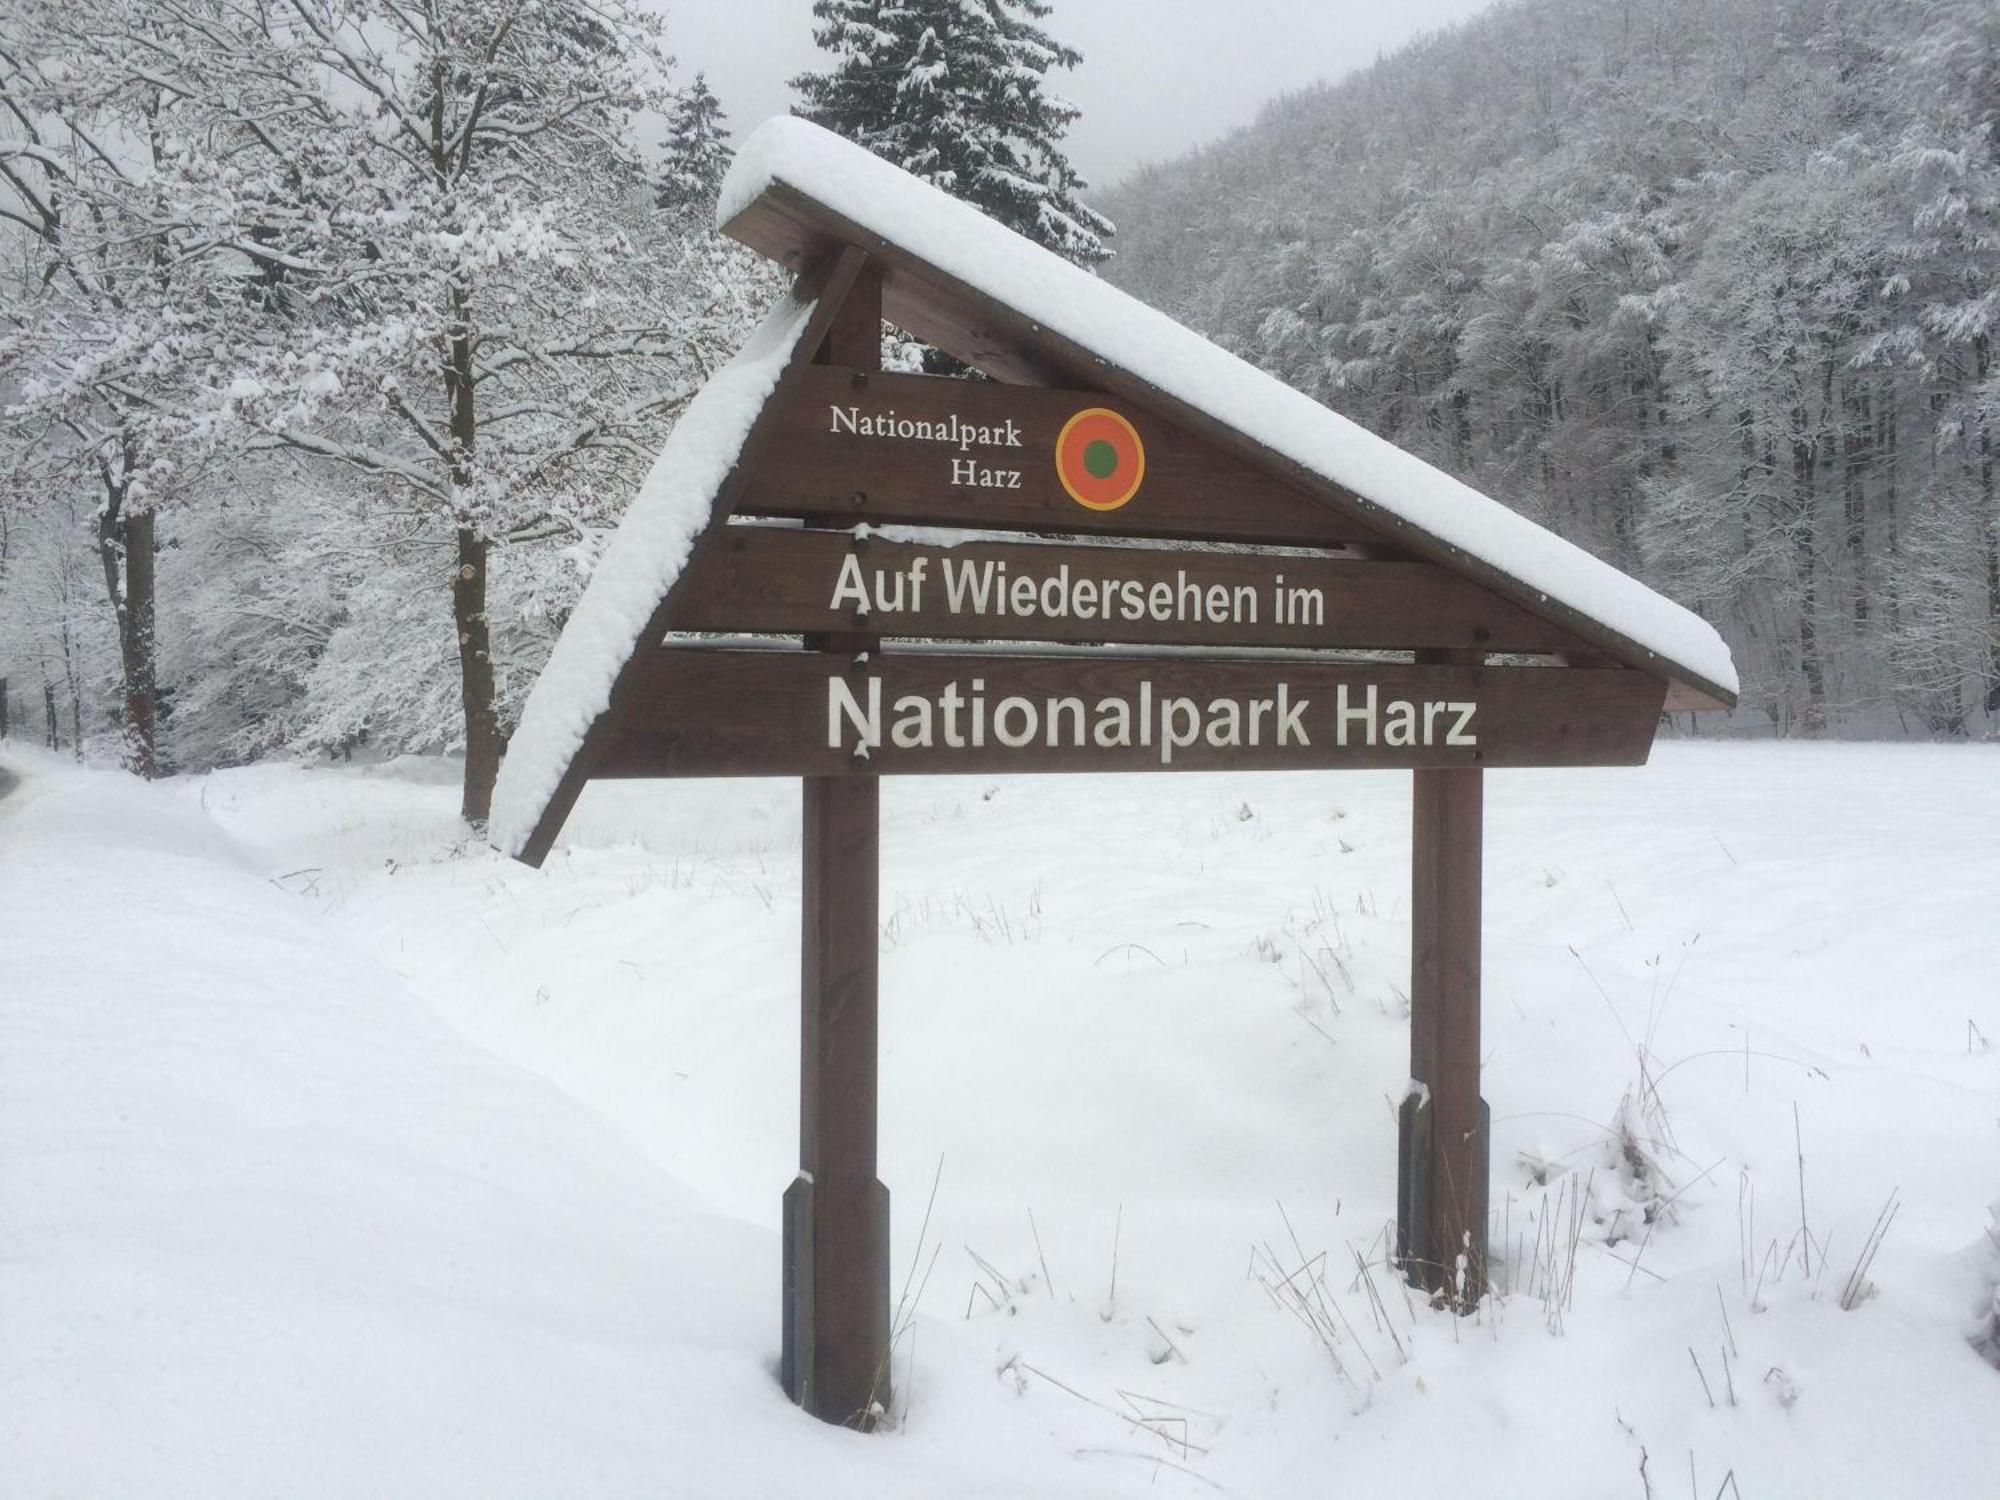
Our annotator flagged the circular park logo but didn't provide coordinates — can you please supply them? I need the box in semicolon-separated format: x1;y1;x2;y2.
1055;407;1146;511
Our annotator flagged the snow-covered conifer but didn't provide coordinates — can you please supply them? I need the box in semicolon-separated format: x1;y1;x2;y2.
792;0;1111;267
657;75;735;219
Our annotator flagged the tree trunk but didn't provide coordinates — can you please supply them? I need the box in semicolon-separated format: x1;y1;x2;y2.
60;614;85;761
1845;381;1868;627
44;680;60;751
1983;427;1997;718
1979;338;1997;718
1793;422;1827;735
124;507;157;775
94;442;158;778
444;276;500;826
1881;394;1899;648
452;525;500;825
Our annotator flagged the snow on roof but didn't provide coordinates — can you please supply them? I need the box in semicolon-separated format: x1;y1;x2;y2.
489;294;819;859
720;117;1738;702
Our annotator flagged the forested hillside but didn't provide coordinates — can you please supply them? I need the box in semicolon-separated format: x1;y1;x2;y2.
1102;0;1998;735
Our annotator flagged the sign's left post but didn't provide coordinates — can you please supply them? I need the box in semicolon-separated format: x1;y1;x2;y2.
781;267;894;1427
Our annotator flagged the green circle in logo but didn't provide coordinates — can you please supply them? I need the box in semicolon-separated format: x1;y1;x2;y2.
1083;439;1119;480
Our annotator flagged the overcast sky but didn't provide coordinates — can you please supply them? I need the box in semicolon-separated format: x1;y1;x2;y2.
661;0;1500;191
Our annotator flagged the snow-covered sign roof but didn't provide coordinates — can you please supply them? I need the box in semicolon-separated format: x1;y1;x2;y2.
492;117;1737;866
488;282;837;861
718;118;1737;710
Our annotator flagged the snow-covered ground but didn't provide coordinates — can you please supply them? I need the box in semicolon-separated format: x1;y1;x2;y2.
4;741;1997;1496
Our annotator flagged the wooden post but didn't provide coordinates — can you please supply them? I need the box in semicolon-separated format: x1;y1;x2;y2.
1398;649;1490;1305
781;266;892;1427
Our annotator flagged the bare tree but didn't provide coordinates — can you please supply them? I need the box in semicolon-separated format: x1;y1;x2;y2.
188;0;748;823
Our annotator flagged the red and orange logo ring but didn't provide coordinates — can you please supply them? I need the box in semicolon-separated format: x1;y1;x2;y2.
1055;407;1145;511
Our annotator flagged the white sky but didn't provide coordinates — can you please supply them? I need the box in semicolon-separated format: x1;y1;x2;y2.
659;0;1500;190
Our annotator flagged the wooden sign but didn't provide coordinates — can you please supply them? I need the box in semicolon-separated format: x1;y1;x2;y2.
739;366;1395;547
501;143;1739;1426
674;527;1596;656
596;650;1667;779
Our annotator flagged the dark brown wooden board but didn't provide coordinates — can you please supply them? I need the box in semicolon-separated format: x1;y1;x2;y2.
722;181;1738;711
595;650;1668;778
723;181;1098;387
673;527;1598;656
738;365;1396;548
787;767;890;1424
1404;759;1489;1301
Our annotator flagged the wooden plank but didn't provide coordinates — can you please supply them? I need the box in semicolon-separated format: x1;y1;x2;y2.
508;246;871;868
1663;679;1732;713
721;183;1739;710
1400;645;1490;1303
789;762;891;1425
786;264;892;1430
727;184;1075;385
672;527;1598;656
725;184;1068;385
739;365;1393;548
594;650;1668;778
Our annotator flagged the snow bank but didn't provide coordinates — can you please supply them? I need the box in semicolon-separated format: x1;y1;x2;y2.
0;757;1141;1497
721;118;1738;699
12;739;2000;1494
488;293;819;858
193;743;2000;1497
0;762;757;1494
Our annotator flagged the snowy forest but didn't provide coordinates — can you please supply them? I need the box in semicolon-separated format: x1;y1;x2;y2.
2;0;1997;827
1103;0;2000;738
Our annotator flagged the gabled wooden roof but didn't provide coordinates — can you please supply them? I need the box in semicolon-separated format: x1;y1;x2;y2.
718;118;1738;714
489;251;870;863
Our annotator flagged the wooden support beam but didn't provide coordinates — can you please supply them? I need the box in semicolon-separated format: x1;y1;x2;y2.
785;759;891;1423
782;265;893;1427
1399;648;1490;1306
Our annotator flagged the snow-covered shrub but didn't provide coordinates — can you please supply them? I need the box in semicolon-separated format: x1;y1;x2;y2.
1604;1083;1676;1234
1974;1198;2000;1370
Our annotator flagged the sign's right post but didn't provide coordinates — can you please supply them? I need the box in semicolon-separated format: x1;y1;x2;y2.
1398;647;1491;1305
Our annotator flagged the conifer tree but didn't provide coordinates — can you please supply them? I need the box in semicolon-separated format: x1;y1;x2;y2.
791;0;1111;267
657;74;734;218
